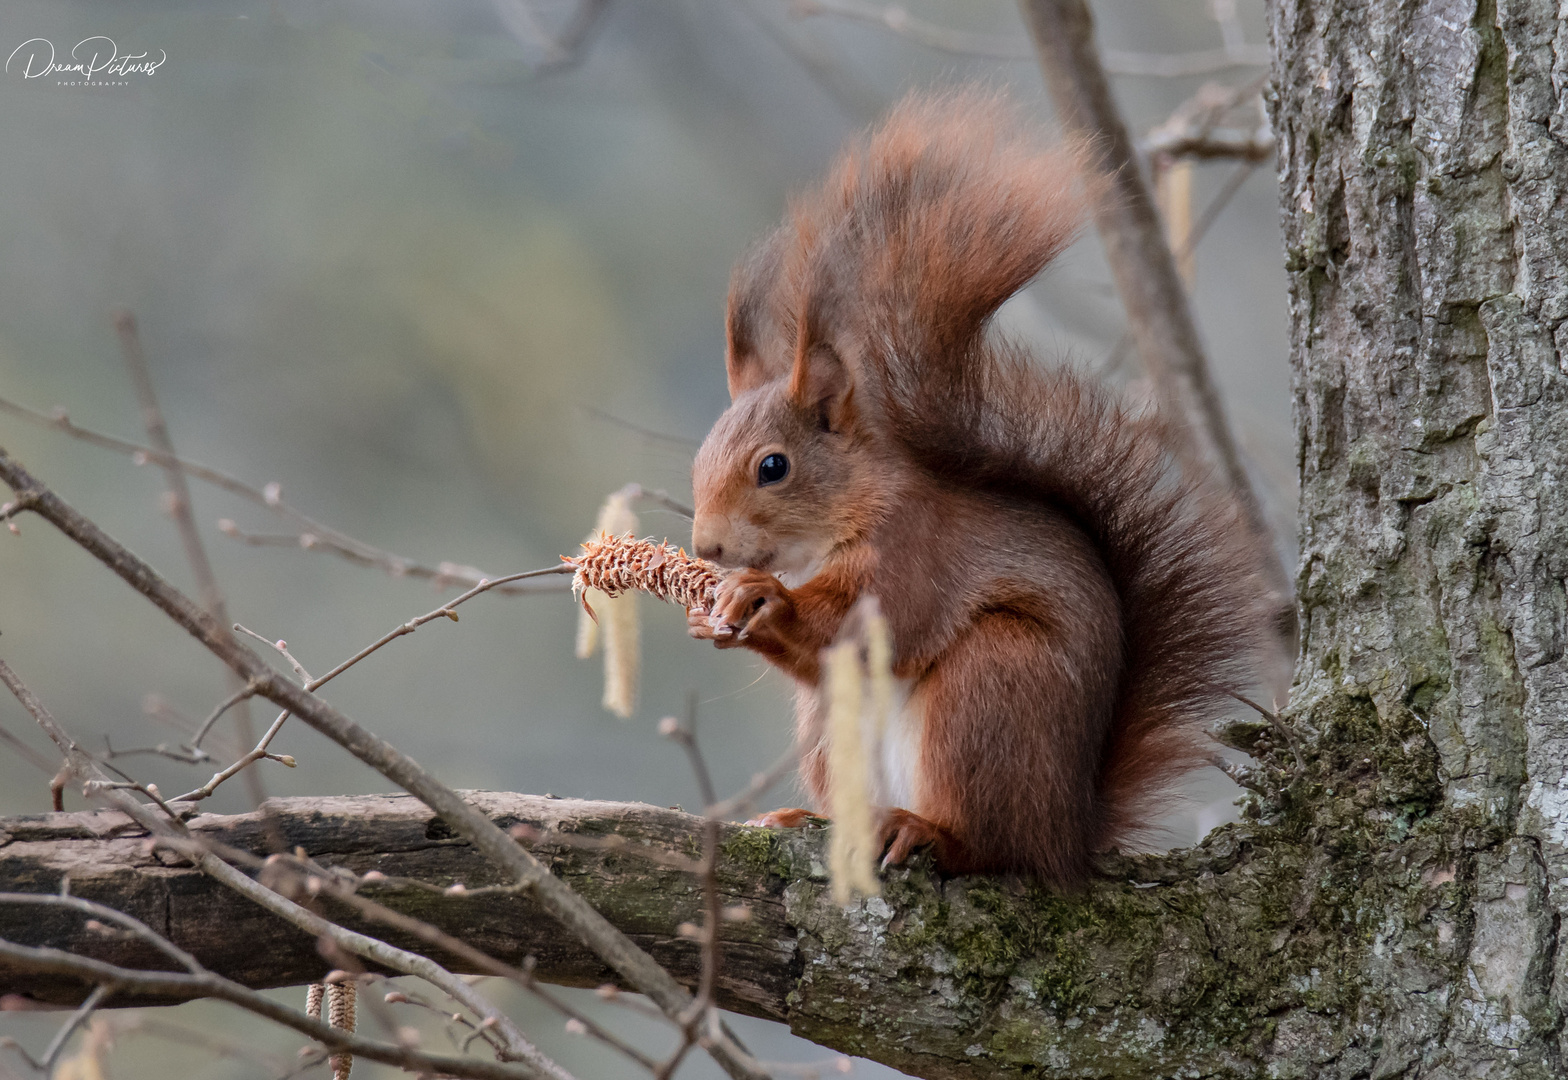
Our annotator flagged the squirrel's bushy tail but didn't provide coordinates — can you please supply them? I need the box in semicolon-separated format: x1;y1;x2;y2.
753;88;1270;850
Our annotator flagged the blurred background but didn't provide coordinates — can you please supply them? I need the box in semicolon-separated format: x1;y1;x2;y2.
0;0;1290;1076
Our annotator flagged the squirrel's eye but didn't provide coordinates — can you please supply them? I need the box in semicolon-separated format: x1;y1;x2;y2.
757;453;790;487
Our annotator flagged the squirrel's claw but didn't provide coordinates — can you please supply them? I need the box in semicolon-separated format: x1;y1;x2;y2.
879;808;951;870
711;569;792;641
745;807;825;829
686;605;742;648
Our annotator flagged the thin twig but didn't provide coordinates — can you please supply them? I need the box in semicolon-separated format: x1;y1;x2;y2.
113;309;270;812
271;853;658;1074
37;984;112;1070
705;746;800;820
578;406;701;451
0;719;56;775
0;659;567;1078
171;707;293;804
172;568;571;806
232;625;314;682
0;392;563;596
140;694;241;761
0;893;206;974
102;735;211;765
1221;687;1306;779
0;659;180;825
616;483;695;522
0;940;553;1080
791;0;1270;74
190;680;263;749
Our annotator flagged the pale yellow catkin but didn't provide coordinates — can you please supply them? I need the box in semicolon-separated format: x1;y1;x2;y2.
824;639;880;904
51;1021;109;1080
864;601;894;747
575;492;640;717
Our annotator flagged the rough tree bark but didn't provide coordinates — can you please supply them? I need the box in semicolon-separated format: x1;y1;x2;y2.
6;2;1567;1077
1268;0;1568;1074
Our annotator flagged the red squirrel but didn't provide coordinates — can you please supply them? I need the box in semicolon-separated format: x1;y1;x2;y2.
685;91;1268;888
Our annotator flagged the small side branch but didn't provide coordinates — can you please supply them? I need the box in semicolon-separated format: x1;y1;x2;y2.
1016;0;1295;644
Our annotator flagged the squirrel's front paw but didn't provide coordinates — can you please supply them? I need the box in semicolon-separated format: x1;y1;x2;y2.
686;605;744;648
711;569;794;642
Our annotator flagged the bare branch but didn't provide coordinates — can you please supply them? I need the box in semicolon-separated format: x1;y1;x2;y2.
0;446;766;1080
0;893;207;974
0;391;562;596
36;984;111;1071
1146;128;1274;161
1016;0;1294;640
0;718;56;777
1142;77;1274;162
0;659;567;1077
705;746;800;821
174;567;571;807
0;940;554;1080
189;680;264;749
269;852;651;1074
578;406;701;452
790;0;1270;74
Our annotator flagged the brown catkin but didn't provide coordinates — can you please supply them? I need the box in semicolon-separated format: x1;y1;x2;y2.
328;981;356;1080
568;534;723;613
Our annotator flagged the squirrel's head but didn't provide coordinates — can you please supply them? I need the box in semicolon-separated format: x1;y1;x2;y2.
691;230;886;579
692;88;1090;579
691;340;883;580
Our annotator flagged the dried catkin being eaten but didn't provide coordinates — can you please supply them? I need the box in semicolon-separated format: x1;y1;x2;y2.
568;533;723;613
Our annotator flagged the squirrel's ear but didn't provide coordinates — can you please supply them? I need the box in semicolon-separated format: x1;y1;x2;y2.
724;301;771;399
788;342;856;433
724;230;791;399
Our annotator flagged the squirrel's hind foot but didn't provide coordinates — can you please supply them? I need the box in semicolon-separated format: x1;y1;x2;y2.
745;807;824;829
879;808;964;871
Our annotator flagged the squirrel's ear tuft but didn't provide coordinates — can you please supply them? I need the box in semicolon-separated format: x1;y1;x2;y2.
724;229;793;399
788;341;856;434
786;89;1095;387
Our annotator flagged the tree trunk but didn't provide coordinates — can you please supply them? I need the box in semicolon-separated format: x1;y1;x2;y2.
1269;0;1568;1074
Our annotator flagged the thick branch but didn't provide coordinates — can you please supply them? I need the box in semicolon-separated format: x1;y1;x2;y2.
0;786;1456;1080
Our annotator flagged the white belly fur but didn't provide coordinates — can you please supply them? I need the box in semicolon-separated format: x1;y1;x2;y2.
877;677;925;811
775;560;923;810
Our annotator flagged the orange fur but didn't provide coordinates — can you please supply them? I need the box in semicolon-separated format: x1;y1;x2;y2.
689;89;1268;888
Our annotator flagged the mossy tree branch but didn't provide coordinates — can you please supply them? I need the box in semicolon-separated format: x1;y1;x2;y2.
0;768;1470;1080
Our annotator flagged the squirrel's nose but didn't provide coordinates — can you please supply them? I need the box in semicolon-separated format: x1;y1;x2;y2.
691;514;726;564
